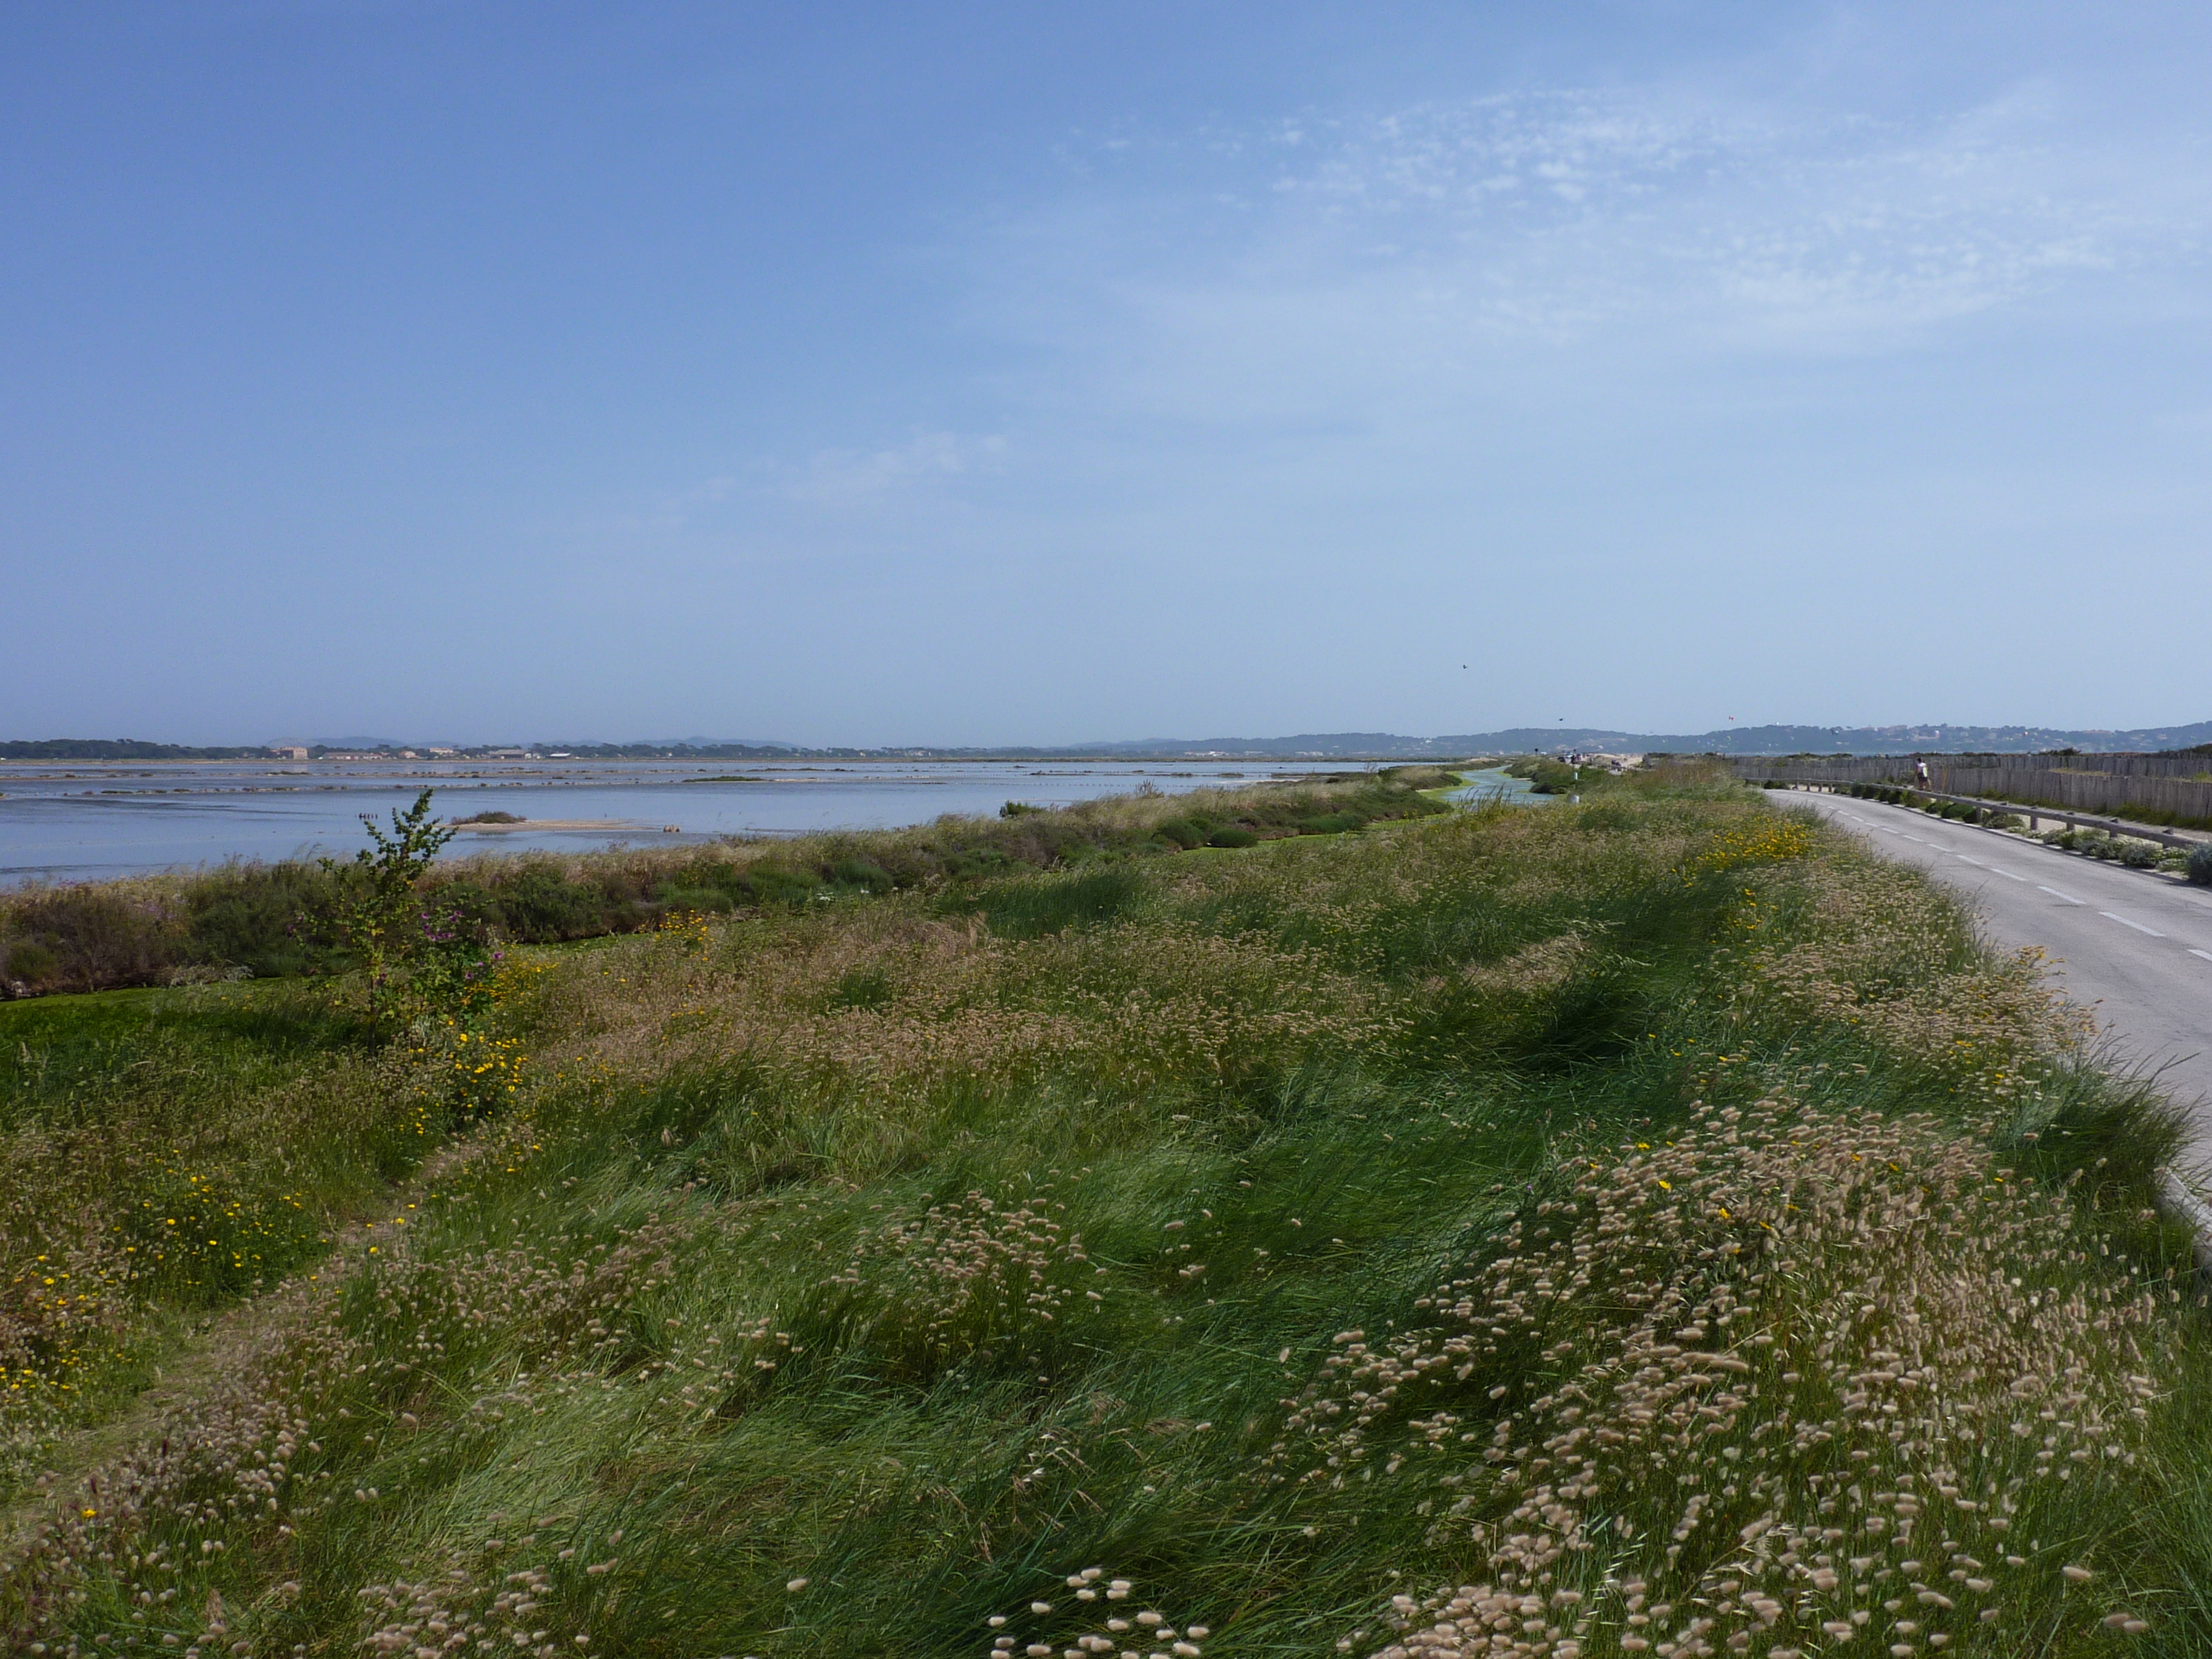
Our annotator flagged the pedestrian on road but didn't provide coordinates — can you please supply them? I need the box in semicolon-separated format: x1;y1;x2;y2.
1914;760;1930;787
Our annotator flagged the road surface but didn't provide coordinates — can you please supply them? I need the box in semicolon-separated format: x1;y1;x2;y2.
1794;793;2212;1165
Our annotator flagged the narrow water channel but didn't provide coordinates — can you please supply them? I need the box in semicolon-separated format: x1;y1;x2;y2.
1443;766;1553;806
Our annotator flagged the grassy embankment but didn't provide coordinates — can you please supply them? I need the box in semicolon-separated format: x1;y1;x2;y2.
7;767;2212;1657
0;776;1454;1463
0;773;1449;997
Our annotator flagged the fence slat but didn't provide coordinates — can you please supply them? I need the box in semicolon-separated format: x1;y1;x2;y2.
1727;757;2212;827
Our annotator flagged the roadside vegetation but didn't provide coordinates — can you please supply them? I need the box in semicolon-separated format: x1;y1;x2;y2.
1765;781;2204;876
1790;779;2212;837
5;766;2212;1657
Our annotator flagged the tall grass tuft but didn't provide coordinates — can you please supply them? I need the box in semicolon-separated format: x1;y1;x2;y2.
5;779;2211;1657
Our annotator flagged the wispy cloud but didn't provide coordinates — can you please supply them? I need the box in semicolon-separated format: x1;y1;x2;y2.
1002;84;2212;375
714;82;2208;515
590;430;1011;543
783;429;1007;505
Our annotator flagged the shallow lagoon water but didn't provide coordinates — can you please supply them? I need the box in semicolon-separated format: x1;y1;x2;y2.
0;758;1377;885
1443;766;1548;806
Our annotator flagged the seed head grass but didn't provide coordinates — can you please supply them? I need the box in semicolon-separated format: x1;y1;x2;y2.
5;782;2212;1656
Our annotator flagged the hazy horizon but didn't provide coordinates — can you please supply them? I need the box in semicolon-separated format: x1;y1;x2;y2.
8;714;2211;757
7;3;2211;743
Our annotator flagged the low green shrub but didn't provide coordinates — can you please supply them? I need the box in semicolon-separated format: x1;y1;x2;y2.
654;883;739;913
942;848;1013;880
2059;831;2160;865
3;940;58;985
1152;818;1207;850
182;861;333;977
4;887;175;994
489;866;609;940
967;865;1149;937
743;865;823;907
1206;826;1260;848
827;858;896;894
1295;811;1364;836
2189;843;2212;885
659;857;751;899
1509;757;1583;794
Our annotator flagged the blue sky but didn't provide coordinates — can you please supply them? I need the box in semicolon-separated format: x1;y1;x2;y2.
5;2;2209;745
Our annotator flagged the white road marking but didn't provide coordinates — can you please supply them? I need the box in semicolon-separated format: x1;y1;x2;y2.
2193;950;2212;964
1957;856;1985;866
2039;886;2085;905
1900;833;1926;842
2100;911;2166;937
1989;868;2028;882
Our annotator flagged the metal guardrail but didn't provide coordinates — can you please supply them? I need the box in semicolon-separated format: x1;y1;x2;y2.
1737;757;2212;823
1776;783;2204;851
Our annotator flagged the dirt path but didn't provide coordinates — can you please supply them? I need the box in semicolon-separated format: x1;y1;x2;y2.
0;1136;486;1560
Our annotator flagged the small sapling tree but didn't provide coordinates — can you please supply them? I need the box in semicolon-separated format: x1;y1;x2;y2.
320;788;457;1021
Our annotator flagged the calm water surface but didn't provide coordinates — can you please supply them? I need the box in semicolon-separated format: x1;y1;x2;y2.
0;759;1385;885
1443;766;1548;806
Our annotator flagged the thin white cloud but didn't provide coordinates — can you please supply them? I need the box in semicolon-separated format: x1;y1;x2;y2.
1013;85;2212;367
784;429;1007;505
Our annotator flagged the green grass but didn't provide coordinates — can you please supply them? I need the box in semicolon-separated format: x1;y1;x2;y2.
0;774;1452;997
7;778;2212;1657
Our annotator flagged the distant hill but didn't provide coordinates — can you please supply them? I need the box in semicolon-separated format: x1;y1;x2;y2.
0;738;270;761
1043;721;2212;758
1056;732;1450;758
12;720;2211;764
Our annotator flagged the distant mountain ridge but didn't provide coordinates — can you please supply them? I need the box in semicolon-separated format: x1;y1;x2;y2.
8;720;2210;765
0;739;270;762
1044;721;2212;757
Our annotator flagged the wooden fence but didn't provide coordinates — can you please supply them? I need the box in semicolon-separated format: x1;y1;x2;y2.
1729;757;2212;826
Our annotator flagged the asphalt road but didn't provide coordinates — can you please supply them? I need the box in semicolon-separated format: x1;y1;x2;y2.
1794;793;2212;1164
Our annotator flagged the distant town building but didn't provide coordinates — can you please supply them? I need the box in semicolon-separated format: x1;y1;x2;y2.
270;745;310;760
